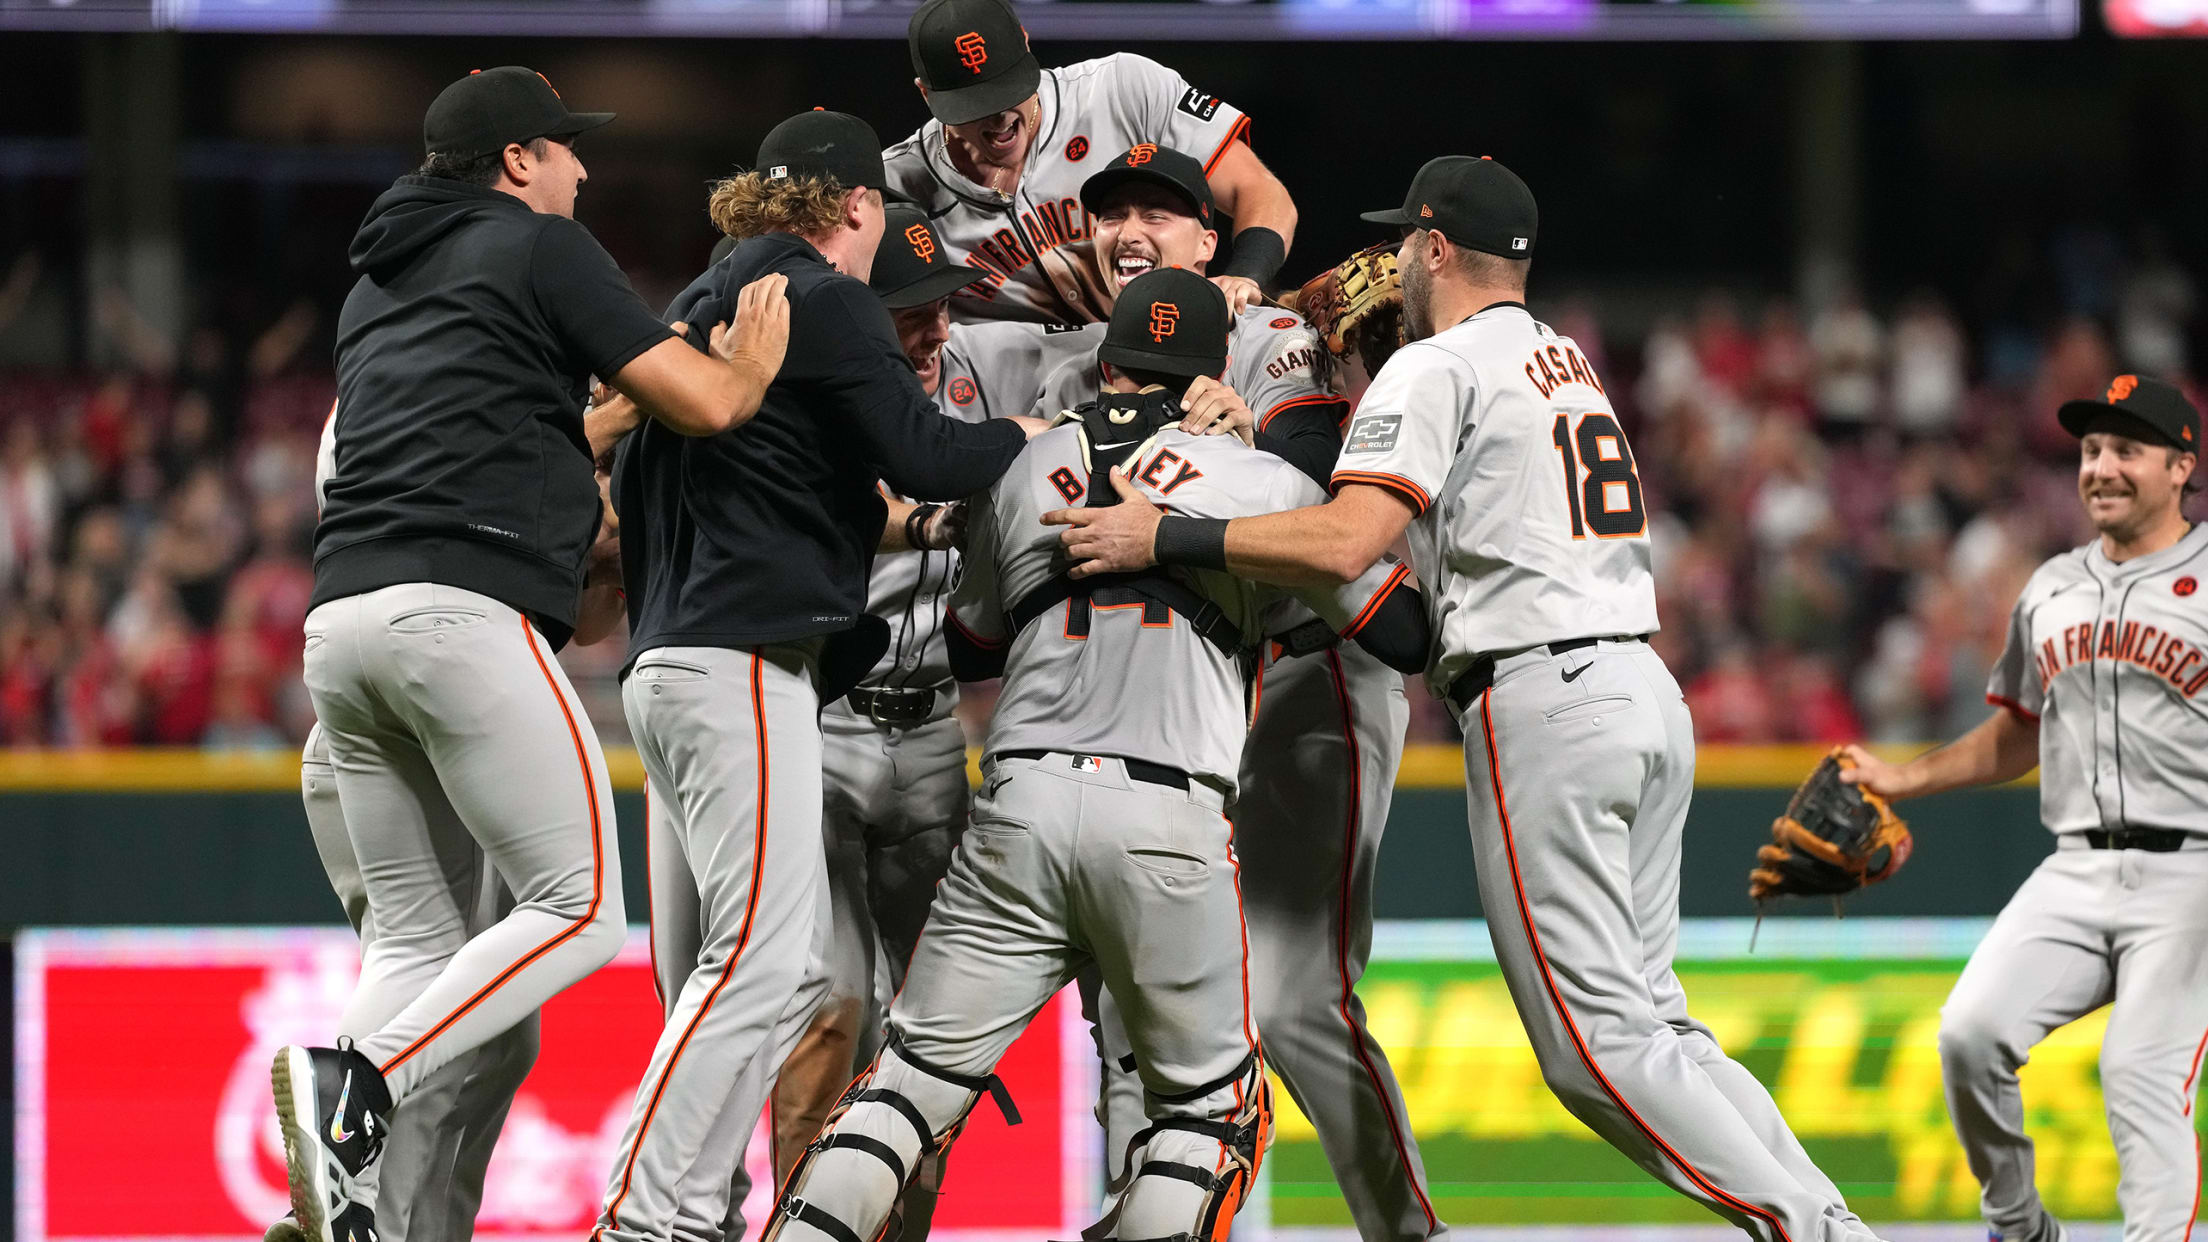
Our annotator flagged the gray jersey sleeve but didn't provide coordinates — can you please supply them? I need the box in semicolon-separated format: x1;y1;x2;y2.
1104;53;1252;175
1034;352;1104;419
946;482;1008;651
1331;343;1475;517
1987;588;2047;720
1261;464;1414;637
1229;311;1332;431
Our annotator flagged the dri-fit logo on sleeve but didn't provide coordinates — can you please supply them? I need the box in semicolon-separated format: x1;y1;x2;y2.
1343;414;1401;454
955;32;988;71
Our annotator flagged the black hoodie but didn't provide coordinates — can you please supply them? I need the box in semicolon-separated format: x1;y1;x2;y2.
316;175;673;647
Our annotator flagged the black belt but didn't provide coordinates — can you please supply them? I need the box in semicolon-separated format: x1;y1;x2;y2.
2082;827;2190;852
845;686;937;727
1446;634;1651;711
995;749;1191;791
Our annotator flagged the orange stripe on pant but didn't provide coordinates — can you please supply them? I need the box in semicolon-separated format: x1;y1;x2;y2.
1477;689;1793;1242
1323;651;1440;1231
379;616;605;1079
594;651;775;1241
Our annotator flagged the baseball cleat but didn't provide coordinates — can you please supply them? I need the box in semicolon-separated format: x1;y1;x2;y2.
272;1040;392;1242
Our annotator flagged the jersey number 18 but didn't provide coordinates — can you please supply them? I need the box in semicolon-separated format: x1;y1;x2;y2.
1550;412;1646;539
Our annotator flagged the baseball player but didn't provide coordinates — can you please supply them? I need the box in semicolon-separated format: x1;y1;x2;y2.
730;205;1015;1240
275;67;792;1242
1031;143;1344;481
1038;144;1442;1238
761;268;1429;1242
1843;376;2208;1242
596;111;1043;1242
1053;156;1885;1242
886;0;1297;324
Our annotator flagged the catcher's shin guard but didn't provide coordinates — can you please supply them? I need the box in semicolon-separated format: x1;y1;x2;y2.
765;1029;1018;1242
1113;1049;1271;1242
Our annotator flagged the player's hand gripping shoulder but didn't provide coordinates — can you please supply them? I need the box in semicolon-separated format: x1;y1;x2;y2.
1045;468;1162;578
718;272;792;393
1210;275;1262;317
1177;375;1256;446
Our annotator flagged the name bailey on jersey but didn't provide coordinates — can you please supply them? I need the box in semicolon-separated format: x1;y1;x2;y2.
2036;617;2208;698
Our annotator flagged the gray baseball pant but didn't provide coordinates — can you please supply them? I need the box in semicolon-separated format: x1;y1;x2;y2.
728;698;969;1226
1939;843;2208;1242
302;582;624;1106
301;723;539;1242
1457;639;1877;1242
1088;645;1442;1239
597;644;830;1242
768;754;1268;1242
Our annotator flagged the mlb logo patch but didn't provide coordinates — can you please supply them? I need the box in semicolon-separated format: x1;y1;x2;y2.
768;165;789;179
1512;237;1529;250
1072;755;1106;773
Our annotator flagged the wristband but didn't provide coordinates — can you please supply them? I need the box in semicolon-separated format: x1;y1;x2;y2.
1219;227;1288;288
905;504;943;550
1154;515;1230;571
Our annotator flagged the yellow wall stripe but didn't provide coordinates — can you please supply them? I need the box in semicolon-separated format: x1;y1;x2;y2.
0;743;2028;793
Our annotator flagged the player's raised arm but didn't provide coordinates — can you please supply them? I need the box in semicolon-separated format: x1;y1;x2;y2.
1840;707;2040;802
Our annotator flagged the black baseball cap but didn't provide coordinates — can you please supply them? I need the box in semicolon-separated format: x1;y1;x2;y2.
2058;374;2202;452
757;109;888;191
1099;268;1229;378
1080;144;1215;228
909;0;1042;127
1361;155;1537;261
871;206;989;309
423;67;614;159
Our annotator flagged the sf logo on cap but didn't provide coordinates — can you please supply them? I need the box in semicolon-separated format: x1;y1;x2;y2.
955;31;988;71
2108;374;2139;402
1126;143;1157;167
1148;301;1179;342
905;223;936;262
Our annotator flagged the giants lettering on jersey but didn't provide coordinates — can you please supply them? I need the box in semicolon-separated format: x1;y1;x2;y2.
1264;345;1317;381
957;198;1092;302
1524;343;1606;399
2038;619;2208;698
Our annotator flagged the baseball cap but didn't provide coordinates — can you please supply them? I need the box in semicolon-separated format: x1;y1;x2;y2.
909;0;1042;127
1079;144;1215;228
1099;268;1229;378
1360;155;1537;261
2058;374;2202;451
423;67;614;159
871;206;990;309
757;109;888;191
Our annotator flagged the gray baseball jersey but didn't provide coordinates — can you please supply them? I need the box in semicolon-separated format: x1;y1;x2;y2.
1363;305;1871;1238
1987;523;2208;835
949;423;1410;791
1331;304;1659;695
1032;305;1331;429
1939;521;2208;1241
883;53;1251;325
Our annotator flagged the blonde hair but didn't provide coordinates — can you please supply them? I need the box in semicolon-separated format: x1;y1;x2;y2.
707;172;863;241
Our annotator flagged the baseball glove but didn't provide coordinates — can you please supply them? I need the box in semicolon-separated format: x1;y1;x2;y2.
1286;243;1406;373
1749;748;1914;904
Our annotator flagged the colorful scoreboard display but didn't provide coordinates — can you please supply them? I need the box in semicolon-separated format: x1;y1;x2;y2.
15;919;2190;1237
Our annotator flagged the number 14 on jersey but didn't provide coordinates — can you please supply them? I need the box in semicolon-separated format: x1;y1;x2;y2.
1550;412;1647;539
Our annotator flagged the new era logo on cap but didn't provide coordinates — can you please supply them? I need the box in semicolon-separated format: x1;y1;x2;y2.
954;31;988;71
906;223;936;261
1420;204;1433;218
1149;302;1179;342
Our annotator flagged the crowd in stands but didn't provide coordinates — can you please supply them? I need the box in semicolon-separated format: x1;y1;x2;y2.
0;234;2197;750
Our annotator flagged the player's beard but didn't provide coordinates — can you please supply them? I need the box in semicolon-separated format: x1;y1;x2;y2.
1400;254;1435;342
